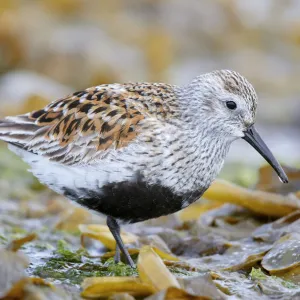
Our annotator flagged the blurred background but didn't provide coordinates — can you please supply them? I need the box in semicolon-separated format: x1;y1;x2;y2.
0;0;299;176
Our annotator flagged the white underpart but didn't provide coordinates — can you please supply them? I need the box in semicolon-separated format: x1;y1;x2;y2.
8;144;136;198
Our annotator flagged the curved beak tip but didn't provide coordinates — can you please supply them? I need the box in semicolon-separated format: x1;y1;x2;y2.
280;174;289;184
242;125;289;184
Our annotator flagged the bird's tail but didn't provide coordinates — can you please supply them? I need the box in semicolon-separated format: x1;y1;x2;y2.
0;115;40;148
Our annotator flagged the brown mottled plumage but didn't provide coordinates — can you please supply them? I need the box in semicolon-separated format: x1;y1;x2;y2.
30;83;177;149
0;83;178;164
0;70;288;267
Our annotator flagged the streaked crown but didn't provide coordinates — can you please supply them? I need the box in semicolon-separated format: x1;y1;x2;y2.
212;69;258;118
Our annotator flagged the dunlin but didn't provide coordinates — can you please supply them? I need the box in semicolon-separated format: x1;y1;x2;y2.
0;70;288;267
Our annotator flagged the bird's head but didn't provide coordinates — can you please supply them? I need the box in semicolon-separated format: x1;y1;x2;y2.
186;69;288;183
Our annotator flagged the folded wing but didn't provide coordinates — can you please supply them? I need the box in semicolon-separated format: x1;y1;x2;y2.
0;83;177;165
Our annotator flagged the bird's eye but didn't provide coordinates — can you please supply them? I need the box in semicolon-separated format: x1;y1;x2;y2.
226;101;237;110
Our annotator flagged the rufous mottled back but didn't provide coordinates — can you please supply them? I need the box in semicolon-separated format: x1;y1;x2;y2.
0;70;288;267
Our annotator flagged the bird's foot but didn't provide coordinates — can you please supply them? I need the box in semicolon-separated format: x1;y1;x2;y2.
123;250;135;268
107;216;135;268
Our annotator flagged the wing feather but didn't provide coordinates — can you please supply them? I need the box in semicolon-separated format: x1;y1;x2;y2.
0;82;178;165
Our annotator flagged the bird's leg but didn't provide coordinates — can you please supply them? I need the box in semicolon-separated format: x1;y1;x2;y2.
114;220;121;263
114;244;120;264
106;216;135;268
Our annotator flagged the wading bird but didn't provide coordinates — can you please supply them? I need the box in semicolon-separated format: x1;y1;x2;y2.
0;70;288;267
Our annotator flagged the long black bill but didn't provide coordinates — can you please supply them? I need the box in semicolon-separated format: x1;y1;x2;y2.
242;125;288;183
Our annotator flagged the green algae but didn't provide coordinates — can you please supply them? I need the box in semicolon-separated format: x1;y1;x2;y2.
55;240;87;263
32;241;138;285
34;264;107;285
250;268;299;289
250;267;268;280
32;239;198;285
33;259;137;285
168;266;201;278
104;258;138;277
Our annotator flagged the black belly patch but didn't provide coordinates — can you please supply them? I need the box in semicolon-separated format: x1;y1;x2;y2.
63;179;204;223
